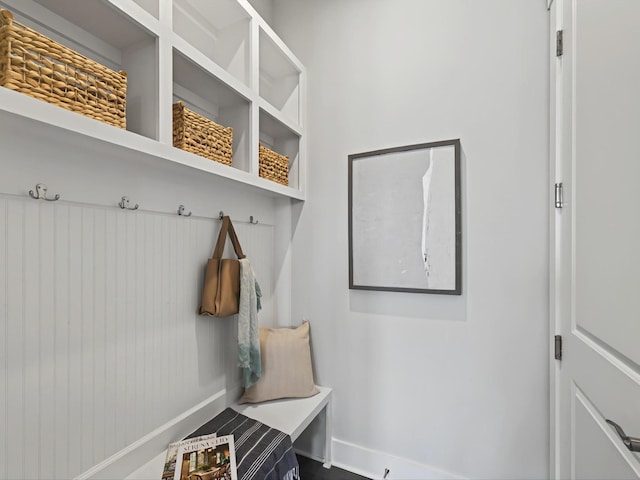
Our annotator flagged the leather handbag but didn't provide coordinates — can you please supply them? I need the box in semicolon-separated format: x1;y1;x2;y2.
200;215;246;317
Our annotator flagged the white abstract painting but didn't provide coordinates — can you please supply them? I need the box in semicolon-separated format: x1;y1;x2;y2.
349;140;461;294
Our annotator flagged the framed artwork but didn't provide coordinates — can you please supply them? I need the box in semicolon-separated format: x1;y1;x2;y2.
348;139;461;295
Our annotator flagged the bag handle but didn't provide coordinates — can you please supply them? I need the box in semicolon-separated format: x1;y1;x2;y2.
212;216;246;260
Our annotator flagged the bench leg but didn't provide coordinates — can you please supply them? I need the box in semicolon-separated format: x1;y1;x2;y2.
322;397;332;469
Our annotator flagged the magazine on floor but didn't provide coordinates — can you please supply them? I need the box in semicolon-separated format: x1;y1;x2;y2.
173;434;237;480
161;433;217;480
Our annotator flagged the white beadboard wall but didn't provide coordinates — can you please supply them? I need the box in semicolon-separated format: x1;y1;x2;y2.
0;193;277;479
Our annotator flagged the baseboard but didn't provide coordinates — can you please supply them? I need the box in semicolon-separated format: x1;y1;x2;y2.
331;438;466;480
76;388;238;480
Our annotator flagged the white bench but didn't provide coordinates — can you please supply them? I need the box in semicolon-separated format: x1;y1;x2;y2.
234;386;332;468
126;386;332;479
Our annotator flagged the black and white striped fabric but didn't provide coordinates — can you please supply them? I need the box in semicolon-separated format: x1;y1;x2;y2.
187;408;300;480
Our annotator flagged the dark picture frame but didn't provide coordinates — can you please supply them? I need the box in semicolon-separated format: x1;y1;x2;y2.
348;139;462;295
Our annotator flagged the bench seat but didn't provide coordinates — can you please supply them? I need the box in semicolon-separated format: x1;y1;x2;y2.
126;386;332;479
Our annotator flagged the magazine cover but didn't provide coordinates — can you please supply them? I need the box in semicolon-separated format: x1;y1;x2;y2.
173;434;237;480
161;433;217;480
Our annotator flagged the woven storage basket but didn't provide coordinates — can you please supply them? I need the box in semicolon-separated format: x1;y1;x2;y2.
259;143;289;186
0;9;127;128
173;102;233;166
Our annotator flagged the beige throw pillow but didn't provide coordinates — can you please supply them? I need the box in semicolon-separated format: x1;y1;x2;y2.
239;321;320;404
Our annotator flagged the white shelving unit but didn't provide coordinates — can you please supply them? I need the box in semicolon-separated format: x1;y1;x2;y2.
0;0;306;200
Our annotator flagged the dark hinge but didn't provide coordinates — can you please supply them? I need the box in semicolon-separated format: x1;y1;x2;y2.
556;30;563;57
555;335;562;360
555;182;563;209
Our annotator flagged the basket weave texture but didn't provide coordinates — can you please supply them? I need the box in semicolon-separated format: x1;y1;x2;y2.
0;9;127;128
259;143;289;186
173;102;233;166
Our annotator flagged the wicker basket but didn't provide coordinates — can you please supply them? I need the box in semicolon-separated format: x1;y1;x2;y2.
0;9;127;128
259;144;289;186
173;102;233;166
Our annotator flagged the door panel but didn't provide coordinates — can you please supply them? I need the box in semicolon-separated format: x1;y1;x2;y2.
553;0;640;477
574;389;639;479
574;0;640;366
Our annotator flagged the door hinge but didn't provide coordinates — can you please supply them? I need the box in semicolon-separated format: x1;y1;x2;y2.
554;335;562;360
555;182;563;208
556;30;563;57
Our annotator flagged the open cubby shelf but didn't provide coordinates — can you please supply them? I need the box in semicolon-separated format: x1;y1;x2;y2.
0;0;305;199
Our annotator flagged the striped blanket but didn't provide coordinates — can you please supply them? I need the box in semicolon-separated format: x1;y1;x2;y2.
187;408;299;480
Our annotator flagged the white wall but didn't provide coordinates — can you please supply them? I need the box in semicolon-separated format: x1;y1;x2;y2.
272;1;550;478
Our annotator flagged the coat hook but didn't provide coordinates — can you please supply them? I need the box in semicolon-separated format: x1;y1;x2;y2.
29;183;60;201
177;205;192;217
119;196;139;210
249;216;258;224
219;211;225;220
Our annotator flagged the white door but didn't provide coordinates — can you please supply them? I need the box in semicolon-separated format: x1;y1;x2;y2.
552;0;640;478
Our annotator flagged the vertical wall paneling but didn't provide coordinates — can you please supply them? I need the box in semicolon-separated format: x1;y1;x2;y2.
252;224;275;325
0;200;7;480
134;212;145;441
168;215;178;419
39;203;56;476
124;211;137;445
93;208;106;464
104;210;117;463
1;196;276;478
149;215;160;432
24;200;40;479
114;210;128;456
273;199;293;328
6;200;24;480
81;207;95;471
68;206;83;475
54;205;70;479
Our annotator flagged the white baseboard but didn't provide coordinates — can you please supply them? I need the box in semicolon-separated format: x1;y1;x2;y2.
76;388;237;480
331;438;466;480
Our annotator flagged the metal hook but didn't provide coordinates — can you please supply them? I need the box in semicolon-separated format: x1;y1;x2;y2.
219;211;225;220
177;205;192;217
249;216;258;224
118;196;139;210
29;183;60;201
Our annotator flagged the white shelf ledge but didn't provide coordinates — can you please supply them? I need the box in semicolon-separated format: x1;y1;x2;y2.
0;89;305;201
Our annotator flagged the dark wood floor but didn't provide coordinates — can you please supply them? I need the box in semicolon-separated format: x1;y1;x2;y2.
297;455;371;480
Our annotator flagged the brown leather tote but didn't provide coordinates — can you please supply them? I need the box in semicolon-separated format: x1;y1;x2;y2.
200;216;246;317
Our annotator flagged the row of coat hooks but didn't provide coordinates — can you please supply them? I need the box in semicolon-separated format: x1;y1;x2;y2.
28;183;260;224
